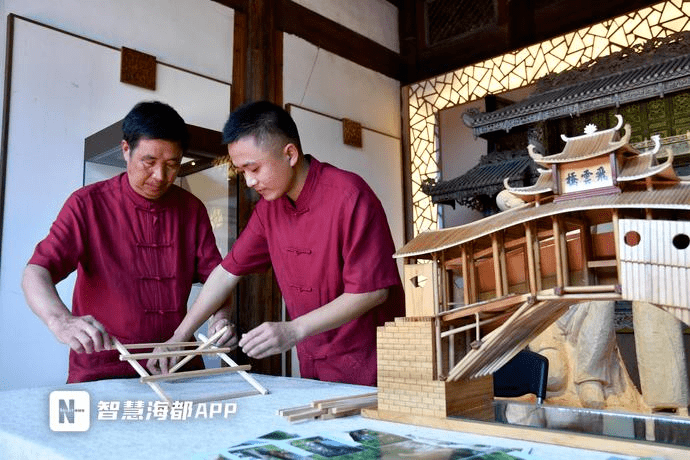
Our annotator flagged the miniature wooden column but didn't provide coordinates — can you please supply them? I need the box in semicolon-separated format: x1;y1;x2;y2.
524;222;537;295
578;218;593;286
433;253;444;377
491;233;505;298
552;216;566;291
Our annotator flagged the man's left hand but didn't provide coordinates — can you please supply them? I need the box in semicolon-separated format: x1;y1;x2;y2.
207;317;238;349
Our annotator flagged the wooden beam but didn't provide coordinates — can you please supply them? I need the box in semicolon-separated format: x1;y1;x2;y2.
211;0;248;14
279;0;402;81
231;1;286;377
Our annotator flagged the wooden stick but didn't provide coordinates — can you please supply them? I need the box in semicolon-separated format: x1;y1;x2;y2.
329;398;377;414
168;325;228;373
197;333;269;395
140;364;251;382
310;392;377;409
560;284;618;293
119;347;233;361
121;341;201;349
440;310;513;338
525;223;537;295
113;338;171;403
278;404;313;416
285;407;326;422
319;408;361;419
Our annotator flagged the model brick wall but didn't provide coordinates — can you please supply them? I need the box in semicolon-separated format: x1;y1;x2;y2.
377;316;494;419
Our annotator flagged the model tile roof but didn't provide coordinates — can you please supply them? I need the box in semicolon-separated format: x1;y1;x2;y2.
423;156;535;205
463;32;690;136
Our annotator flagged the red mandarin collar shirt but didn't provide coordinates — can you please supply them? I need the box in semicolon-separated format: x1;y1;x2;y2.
29;173;221;382
222;156;405;385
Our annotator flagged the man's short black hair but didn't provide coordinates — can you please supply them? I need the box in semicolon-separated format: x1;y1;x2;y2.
222;100;302;152
122;101;188;152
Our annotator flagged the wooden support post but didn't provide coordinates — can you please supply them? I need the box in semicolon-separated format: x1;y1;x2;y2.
491;233;504;298
579;218;592;286
612;210;622;284
499;231;509;296
461;245;470;306
524;223;537;295
432;254;443;378
559;218;570;288
552;217;564;290
533;225;543;292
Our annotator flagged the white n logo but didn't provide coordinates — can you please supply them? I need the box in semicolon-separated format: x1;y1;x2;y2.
58;399;75;423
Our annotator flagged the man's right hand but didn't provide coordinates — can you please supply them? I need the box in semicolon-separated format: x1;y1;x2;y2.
50;314;113;353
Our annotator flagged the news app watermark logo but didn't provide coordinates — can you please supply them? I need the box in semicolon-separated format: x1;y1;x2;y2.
49;390;91;432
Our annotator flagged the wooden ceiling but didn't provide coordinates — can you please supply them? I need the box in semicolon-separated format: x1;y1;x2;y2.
213;0;663;85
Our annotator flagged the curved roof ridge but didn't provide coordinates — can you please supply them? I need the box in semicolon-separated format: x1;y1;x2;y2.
529;124;631;166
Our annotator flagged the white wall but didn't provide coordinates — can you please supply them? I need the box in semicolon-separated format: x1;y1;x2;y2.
0;1;233;390
438;101;487;228
438;86;536;228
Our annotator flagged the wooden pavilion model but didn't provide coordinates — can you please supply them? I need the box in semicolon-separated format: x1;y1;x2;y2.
367;115;690;423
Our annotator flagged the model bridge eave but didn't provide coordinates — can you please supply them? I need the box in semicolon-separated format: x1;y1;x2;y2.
395;184;690;260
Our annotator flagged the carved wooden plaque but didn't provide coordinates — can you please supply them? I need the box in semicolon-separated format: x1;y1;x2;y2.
120;47;156;91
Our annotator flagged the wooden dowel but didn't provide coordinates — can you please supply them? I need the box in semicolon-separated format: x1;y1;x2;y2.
537;293;621;301
561;284;618;293
197;333;269;395
122;341;201;349
168;325;228;374
141;364;251;382
119;347;233;361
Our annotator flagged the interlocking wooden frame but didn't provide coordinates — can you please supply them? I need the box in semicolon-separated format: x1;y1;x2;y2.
114;326;269;403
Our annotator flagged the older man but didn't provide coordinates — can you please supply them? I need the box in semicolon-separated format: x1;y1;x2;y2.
22;101;234;383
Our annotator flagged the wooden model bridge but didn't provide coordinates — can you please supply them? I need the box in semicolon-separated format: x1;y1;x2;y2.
372;116;690;421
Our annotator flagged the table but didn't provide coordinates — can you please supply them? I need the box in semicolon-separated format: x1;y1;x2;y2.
0;373;676;459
